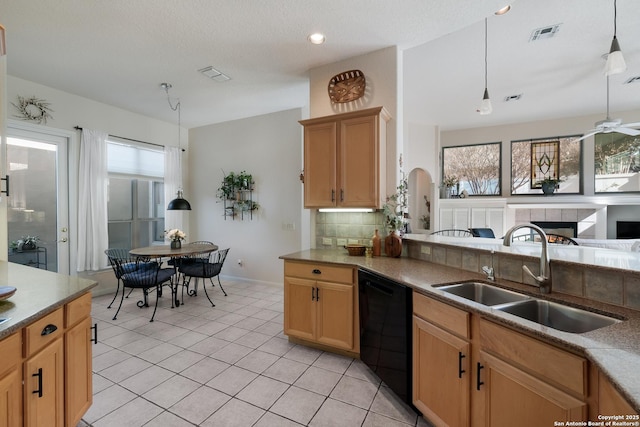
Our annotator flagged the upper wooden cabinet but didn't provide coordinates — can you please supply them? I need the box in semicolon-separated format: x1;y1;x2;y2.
300;107;390;208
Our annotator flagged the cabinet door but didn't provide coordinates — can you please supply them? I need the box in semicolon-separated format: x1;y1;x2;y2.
65;316;93;427
284;276;316;341
24;338;64;427
303;121;337;207
316;281;354;350
339;114;378;207
413;316;470;426
0;368;22;427
479;351;586;426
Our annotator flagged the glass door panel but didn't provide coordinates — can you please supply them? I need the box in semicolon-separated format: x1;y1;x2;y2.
6;127;69;273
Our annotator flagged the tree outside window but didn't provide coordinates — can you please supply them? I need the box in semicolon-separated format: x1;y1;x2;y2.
442;142;501;196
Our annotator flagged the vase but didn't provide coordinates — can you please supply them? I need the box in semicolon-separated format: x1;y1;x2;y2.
385;231;402;258
372;229;381;257
541;182;556;196
170;240;181;249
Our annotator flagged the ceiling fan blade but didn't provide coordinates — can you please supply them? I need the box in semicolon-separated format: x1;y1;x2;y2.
615;127;640;136
620;122;640;128
573;130;599;142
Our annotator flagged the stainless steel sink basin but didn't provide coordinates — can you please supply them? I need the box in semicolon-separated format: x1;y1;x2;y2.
436;282;531;306
496;299;622;333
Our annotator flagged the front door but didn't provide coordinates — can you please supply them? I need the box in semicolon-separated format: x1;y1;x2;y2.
6;124;69;273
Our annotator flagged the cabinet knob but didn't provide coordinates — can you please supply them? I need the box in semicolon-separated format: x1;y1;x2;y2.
312;269;321;275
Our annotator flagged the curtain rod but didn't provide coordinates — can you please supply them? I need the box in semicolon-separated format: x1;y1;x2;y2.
73;126;184;151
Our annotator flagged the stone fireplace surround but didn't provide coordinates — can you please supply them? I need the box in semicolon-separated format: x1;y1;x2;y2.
513;207;599;239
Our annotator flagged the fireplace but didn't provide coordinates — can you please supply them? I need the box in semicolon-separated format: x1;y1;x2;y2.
531;221;578;238
616;221;640;239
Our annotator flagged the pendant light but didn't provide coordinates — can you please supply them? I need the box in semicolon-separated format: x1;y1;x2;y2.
604;0;626;76
162;82;192;211
479;18;492;115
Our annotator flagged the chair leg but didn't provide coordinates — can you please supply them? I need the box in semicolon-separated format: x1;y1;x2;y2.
149;285;160;322
112;285;126;320
107;279;121;309
201;278;215;307
217;276;227;296
126;287;134;298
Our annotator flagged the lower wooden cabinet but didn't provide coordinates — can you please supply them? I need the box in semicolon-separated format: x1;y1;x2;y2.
0;333;22;427
0;292;94;427
412;291;639;427
284;261;357;353
24;338;65;427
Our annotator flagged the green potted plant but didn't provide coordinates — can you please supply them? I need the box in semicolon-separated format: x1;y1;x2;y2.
539;177;562;195
20;235;40;251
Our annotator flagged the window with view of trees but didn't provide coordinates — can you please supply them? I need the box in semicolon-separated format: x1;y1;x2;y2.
442;142;501;196
511;136;582;195
107;141;165;249
595;132;640;193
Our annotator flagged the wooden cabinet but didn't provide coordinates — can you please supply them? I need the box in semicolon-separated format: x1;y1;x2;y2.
300;107;390;209
284;261;357;353
0;292;93;427
0;333;22;427
598;371;638;416
413;291;596;427
64;293;93;427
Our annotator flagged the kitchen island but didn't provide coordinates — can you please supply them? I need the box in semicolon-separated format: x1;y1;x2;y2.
281;247;640;418
0;261;97;427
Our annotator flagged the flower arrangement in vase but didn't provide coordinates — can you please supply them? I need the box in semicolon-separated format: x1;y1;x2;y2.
165;229;186;249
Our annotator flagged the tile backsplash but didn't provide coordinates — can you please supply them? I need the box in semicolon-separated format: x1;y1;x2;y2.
315;211;386;248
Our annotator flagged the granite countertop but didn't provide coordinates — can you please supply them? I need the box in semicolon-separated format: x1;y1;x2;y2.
0;261;98;340
281;249;640;412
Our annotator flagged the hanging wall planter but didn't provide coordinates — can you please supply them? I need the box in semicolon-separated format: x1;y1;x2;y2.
217;170;259;220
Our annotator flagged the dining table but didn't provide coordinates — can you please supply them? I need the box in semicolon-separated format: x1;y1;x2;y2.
130;243;219;307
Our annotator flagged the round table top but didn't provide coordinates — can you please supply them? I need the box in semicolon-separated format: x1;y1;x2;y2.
130;243;218;257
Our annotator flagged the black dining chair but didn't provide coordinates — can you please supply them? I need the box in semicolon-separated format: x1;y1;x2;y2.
430;229;473;237
104;248;154;309
109;256;174;322
469;228;496;238
180;248;230;307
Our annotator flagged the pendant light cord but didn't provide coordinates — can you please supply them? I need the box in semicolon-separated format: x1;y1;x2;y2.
484;18;488;89
613;0;617;37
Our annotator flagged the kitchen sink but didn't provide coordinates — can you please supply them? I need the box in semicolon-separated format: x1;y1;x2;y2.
496;299;622;333
436;282;531;306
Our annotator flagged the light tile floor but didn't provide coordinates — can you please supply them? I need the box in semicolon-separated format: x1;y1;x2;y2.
79;278;429;427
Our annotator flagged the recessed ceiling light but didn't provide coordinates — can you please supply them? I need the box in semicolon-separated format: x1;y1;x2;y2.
504;94;522;102
495;5;511;15
308;33;326;45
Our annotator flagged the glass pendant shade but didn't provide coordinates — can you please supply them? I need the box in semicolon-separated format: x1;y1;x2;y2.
604;36;626;76
167;189;192;210
479;88;493;115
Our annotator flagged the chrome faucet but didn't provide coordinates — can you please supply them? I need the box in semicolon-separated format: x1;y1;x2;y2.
482;250;495;281
503;223;551;294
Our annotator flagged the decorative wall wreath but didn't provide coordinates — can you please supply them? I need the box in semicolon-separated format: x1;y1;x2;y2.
12;95;54;124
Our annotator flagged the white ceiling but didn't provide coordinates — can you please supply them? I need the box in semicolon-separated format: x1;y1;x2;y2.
2;0;639;130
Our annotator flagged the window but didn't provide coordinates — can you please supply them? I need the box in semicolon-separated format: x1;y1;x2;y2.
595;132;640;193
511;136;582;195
107;141;165;249
442;142;501;196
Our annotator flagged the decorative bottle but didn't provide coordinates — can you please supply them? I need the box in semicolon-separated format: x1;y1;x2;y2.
372;229;381;257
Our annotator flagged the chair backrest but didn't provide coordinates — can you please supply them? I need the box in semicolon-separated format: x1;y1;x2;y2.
190;241;217;261
118;259;162;289
212;248;229;265
469;228;496;238
546;233;578;245
431;229;473;237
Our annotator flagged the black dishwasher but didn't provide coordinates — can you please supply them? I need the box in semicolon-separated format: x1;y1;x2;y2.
358;269;413;406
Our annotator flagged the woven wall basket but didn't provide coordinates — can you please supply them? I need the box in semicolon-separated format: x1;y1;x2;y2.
328;70;366;103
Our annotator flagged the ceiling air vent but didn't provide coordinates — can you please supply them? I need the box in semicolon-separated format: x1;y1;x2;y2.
198;66;231;82
624;76;640;84
529;24;561;42
504;94;522;102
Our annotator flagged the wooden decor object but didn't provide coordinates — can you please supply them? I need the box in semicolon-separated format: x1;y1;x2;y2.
328;70;366;103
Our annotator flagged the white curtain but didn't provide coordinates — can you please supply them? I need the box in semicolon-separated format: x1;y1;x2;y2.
164;146;184;236
77;129;109;271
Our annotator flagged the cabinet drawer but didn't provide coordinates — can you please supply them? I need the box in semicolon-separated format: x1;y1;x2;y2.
480;319;587;398
65;292;92;328
0;333;21;377
285;261;354;284
413;291;470;339
24;307;64;358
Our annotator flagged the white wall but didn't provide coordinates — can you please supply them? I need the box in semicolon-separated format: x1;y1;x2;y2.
188;108;303;285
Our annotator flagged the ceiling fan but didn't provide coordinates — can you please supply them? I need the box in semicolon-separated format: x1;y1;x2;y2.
575;76;640;142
